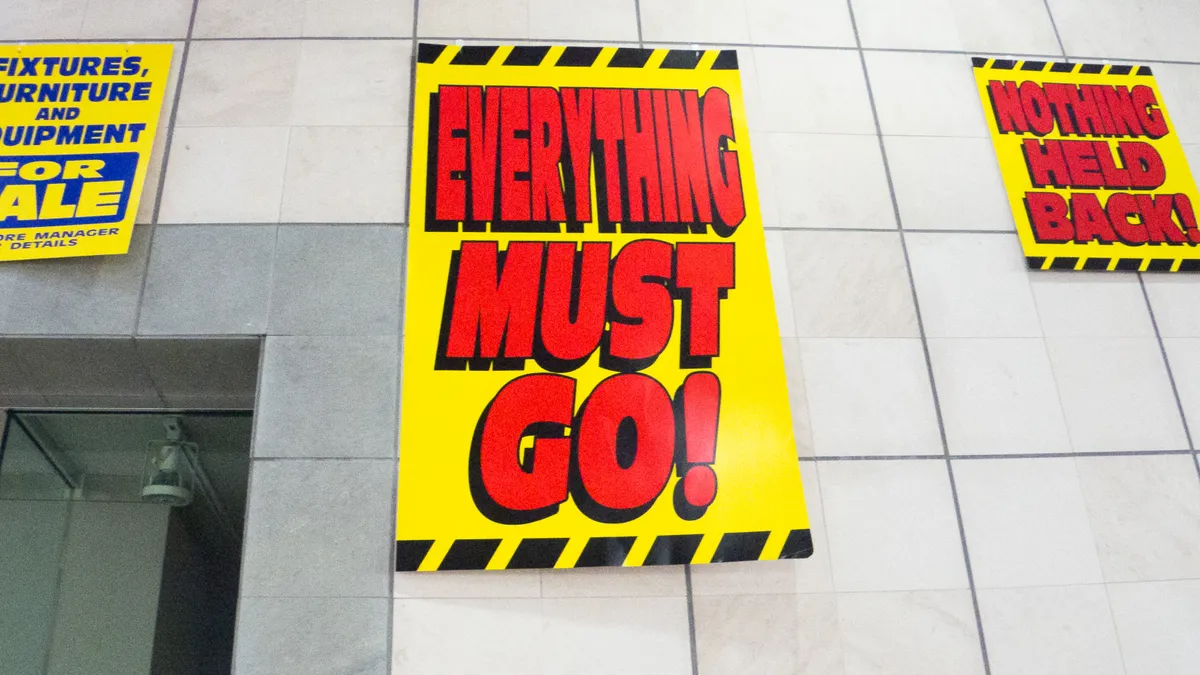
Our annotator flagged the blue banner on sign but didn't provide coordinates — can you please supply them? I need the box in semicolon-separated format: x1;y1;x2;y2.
0;151;138;227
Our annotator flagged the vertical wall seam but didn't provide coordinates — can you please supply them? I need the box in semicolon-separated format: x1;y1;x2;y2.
134;0;200;335
842;1;992;672
684;564;700;675
1039;0;1067;58
1137;275;1195;450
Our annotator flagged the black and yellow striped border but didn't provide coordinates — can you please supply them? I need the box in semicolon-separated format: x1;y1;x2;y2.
397;529;812;572
971;57;1153;77
417;43;739;71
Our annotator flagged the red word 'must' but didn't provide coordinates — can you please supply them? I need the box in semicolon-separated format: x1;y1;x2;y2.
438;240;735;373
427;85;746;235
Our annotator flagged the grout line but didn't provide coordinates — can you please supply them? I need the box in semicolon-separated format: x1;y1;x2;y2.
684;564;700;675
1039;0;1067;58
1194;451;1200;485
634;0;644;45
798;448;1197;461
135;0;200;334
388;1;421;669
8;35;1200;68
842;0;992;671
762;226;1015;234
1137;274;1195;450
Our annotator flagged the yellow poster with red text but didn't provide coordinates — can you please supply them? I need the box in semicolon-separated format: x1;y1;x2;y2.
0;43;172;261
974;57;1200;271
398;44;810;572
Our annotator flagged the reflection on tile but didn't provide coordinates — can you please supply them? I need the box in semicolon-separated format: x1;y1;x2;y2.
783;231;919;338
753;48;876;135
1032;273;1155;338
159;127;290;223
176;41;301;127
906;232;1041;338
1047;0;1200;62
820;461;968;592
1076;455;1200;582
852;0;1060;53
541;596;692;675
762;133;895;229
418;0;529;38
1107;580;1200;675
528;0;638;40
780;338;815;457
954;458;1102;589
694;593;844;675
978;585;1123;675
236;597;388;675
640;0;751;43
280;127;409;223
1046;337;1187;453
800;338;941;456
745;0;856;47
883;136;1012;231
864;51;990;138
928;338;1071;455
394;598;544;674
394;569;541;599
539;565;684;598
838;590;985;675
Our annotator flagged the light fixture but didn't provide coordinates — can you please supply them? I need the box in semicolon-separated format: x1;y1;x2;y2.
141;417;195;507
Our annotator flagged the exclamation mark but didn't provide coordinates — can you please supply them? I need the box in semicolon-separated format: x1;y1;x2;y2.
1175;194;1200;244
674;372;720;519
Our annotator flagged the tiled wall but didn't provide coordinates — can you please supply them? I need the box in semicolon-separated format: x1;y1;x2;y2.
4;1;1200;674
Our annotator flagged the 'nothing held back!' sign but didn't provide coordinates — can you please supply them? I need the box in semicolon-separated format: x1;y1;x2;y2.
397;44;811;572
975;57;1200;272
0;44;172;261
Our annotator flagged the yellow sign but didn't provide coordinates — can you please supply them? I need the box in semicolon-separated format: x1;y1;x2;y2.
0;43;172;261
398;44;810;571
974;58;1200;272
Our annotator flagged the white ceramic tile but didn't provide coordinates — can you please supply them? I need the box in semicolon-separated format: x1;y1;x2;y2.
765;230;797;338
691;465;833;595
753;48;876;135
783;231;919;338
978;585;1124;675
158;127;290;223
393;569;541;599
745;0;856;47
302;0;414;37
762;133;895;229
1153;64;1200;145
193;0;307;38
882;136;1013;231
864;51;990;138
907;233;1042;338
541;597;692;675
291;40;412;126
393;598;544;674
1046;337;1188;452
176;40;301;127
953;458;1103;588
1047;0;1200;62
851;0;1060;54
781;338;816;457
838;590;985;675
1162;337;1200;435
1032;273;1155;338
539;565;685;598
1107;580;1200;675
1142;273;1200;337
694;593;845;675
80;0;193;39
527;0;638;40
418;0;529;38
928;338;1071;455
820;461;968;592
800;338;941;457
639;0;751;43
1076;455;1200;583
0;0;86;40
281;126;409;223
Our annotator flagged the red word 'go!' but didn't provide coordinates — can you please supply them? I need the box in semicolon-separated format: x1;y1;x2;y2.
469;371;722;524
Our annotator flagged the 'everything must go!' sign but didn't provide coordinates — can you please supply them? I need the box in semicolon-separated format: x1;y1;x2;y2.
0;44;172;261
397;44;811;572
975;58;1200;272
